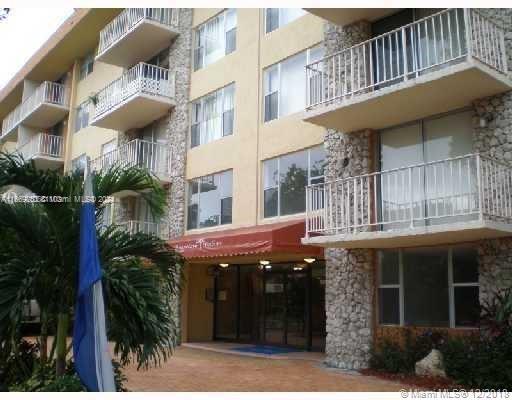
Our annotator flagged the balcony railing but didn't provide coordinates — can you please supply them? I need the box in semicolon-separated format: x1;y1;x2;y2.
90;139;171;179
98;8;179;57
306;8;508;109
118;220;169;240
1;82;68;137
92;63;174;120
17;133;64;160
306;154;512;238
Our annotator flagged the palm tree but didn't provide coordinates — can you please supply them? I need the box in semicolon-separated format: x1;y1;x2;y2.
0;151;183;378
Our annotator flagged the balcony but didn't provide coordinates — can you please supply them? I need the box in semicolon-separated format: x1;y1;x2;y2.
305;8;399;27
117;220;169;240
96;8;179;68
90;139;171;183
90;63;175;131
304;154;512;249
17;133;64;170
304;9;512;133
1;82;69;141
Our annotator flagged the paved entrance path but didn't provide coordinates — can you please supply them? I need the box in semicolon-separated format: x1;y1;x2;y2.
123;346;412;391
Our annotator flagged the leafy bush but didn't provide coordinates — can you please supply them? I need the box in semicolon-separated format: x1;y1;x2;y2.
370;338;408;373
441;332;512;389
0;340;39;388
39;375;85;392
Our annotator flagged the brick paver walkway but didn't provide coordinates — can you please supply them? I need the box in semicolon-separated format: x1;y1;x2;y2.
123;346;412;391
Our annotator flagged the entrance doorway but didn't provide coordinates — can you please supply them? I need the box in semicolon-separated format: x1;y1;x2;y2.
213;262;325;351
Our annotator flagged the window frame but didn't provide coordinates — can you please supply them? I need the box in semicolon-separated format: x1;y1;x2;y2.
377;247;480;329
71;153;87;173
74;100;91;133
264;8;306;34
263;45;323;123
193;9;237;71
190;83;235;148
187;169;233;230
79;52;94;81
262;145;325;219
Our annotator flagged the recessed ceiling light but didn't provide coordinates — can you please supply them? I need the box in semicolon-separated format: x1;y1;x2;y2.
304;258;316;264
265;265;272;270
219;263;229;268
260;260;270;265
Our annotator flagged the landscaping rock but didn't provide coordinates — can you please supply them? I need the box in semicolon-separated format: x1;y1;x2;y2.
415;350;447;378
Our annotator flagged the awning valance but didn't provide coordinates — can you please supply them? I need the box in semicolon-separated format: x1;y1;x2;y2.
169;220;323;260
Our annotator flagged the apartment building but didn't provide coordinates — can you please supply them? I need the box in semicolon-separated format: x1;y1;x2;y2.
0;8;511;370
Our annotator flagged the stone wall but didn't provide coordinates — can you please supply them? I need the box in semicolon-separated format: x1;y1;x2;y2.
472;9;512;307
323;20;375;370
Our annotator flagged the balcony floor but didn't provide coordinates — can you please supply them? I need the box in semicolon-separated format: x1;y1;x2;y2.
96;19;179;68
91;93;174;132
304;59;512;133
30;155;64;171
23;103;69;130
305;8;400;26
302;220;512;249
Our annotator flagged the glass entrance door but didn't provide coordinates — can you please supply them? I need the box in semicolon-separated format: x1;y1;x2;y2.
214;262;325;350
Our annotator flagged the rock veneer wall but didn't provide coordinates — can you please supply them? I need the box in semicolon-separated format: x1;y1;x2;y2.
472;9;512;306
323;20;375;370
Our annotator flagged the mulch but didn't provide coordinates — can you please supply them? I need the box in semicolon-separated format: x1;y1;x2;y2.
360;369;466;391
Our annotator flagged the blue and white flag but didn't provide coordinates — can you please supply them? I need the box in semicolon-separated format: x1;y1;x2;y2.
73;159;116;392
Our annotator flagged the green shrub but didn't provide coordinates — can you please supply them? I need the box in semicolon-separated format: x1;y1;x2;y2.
370;339;409;373
39;375;85;392
0;340;39;388
441;333;512;390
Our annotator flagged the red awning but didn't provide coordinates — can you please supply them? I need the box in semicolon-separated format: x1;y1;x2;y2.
169;220;323;260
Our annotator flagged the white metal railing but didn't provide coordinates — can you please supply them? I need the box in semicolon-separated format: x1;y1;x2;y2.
98;8;179;56
92;63;174;119
1;82;68;137
17;133;64;160
90;139;171;178
118;220;170;240
306;154;512;237
306;8;508;109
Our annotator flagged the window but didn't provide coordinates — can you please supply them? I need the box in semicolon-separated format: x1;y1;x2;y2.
194;9;237;71
263;145;325;218
74;101;90;133
263;45;324;122
265;9;306;33
71;154;87;173
187;170;233;230
147;48;170;69
378;246;480;328
79;52;94;80
191;84;235;148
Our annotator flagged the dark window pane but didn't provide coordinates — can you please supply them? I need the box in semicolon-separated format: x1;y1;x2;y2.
199;175;220;228
454;286;480;327
225;28;236;55
403;248;449;327
379;250;400;285
453;246;479;283
221;197;232;225
265;8;279;33
264;92;278;122
222;109;234;137
264;187;278;218
379;288;400;325
194;47;204;71
191;124;200;147
279;151;308;215
187;204;198;230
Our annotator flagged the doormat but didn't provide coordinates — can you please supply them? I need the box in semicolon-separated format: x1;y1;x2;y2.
231;345;303;355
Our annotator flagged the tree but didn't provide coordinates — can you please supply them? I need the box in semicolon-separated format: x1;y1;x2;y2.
0;152;183;381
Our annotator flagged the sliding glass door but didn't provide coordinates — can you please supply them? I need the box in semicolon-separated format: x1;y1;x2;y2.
379;110;474;229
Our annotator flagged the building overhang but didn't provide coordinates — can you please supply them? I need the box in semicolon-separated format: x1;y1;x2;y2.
302;220;512;249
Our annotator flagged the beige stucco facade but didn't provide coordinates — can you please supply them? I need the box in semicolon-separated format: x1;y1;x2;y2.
186;9;325;234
